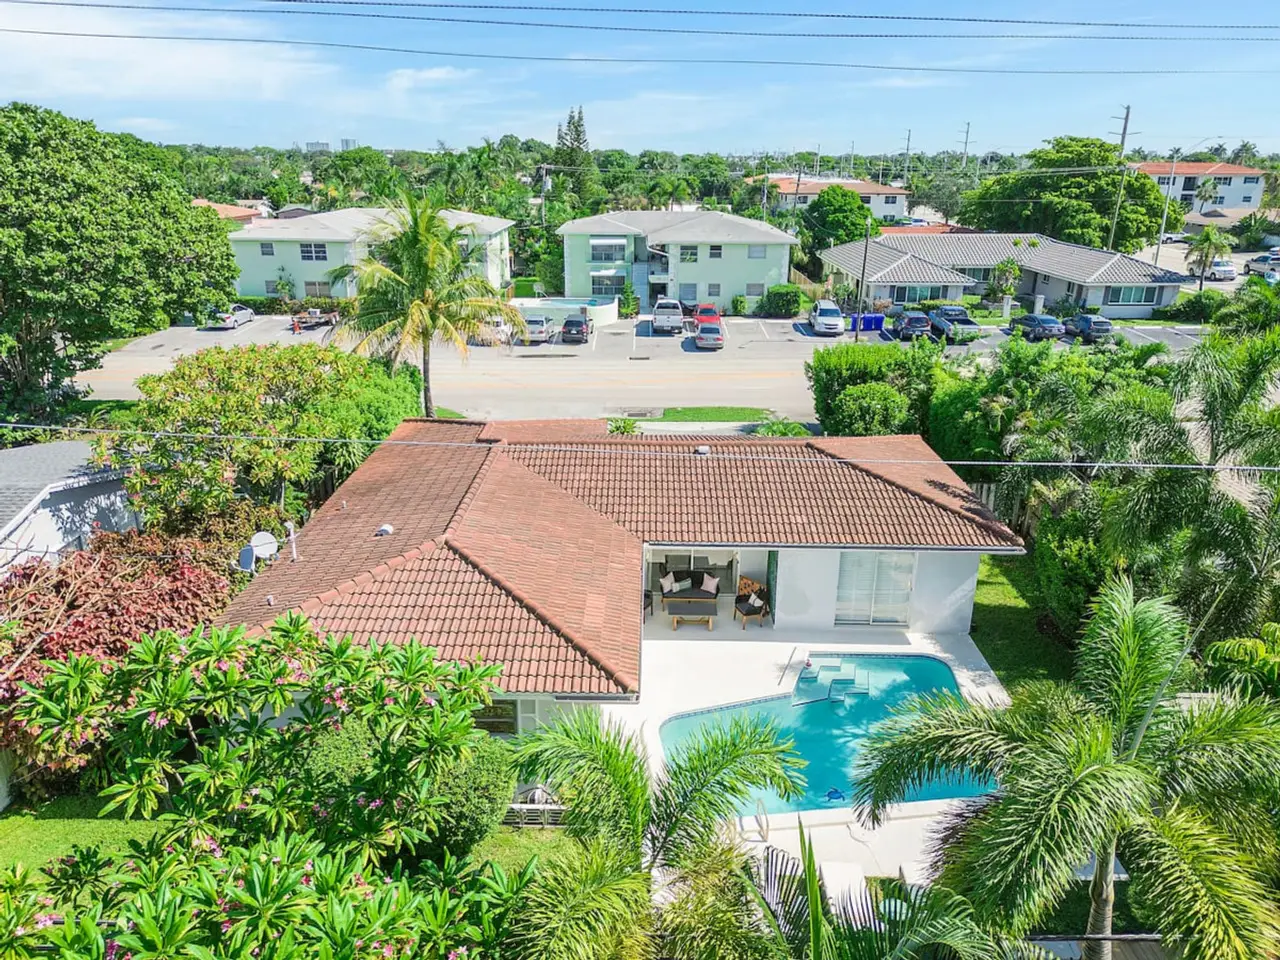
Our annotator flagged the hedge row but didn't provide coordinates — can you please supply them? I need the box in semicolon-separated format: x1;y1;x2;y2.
231;296;357;318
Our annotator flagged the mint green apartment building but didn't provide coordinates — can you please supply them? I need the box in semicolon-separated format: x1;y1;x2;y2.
556;210;797;312
230;208;514;298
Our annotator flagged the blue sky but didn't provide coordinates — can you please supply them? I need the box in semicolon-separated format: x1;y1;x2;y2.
1;0;1277;155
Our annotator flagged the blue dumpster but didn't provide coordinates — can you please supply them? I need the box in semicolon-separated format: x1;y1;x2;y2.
858;313;885;332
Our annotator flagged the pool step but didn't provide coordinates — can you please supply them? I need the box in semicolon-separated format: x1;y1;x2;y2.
828;677;870;702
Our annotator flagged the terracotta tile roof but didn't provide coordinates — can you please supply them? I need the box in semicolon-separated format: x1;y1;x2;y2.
1133;161;1265;176
219;419;1019;698
765;176;909;196
192;199;260;222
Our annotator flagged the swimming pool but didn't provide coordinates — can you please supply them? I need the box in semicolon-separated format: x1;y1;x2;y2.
658;654;990;815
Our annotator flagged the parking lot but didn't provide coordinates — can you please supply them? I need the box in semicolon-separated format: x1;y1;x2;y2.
78;312;1208;421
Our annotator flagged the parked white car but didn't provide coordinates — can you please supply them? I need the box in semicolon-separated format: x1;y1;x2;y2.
1206;259;1236;282
520;315;554;344
209;304;255;329
1161;232;1189;244
808;299;845;336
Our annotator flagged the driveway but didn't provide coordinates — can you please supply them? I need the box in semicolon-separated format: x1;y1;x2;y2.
78;316;329;399
1133;242;1250;295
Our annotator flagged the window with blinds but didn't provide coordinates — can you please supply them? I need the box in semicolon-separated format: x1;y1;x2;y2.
835;551;915;625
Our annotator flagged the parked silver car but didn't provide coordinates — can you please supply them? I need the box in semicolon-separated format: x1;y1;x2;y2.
694;322;725;350
208;303;255;329
521;315;554;344
808;299;845;336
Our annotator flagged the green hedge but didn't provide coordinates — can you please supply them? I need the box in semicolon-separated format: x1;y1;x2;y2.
512;276;540;298
300;716;375;789
828;382;910;436
1150;289;1224;324
927;374;1001;475
755;283;803;318
730;295;748;316
804;343;906;429
232;295;356;318
1033;509;1107;640
918;299;966;313
426;735;516;859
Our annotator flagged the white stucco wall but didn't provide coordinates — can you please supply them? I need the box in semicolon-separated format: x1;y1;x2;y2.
772;548;842;630
0;479;137;572
908;552;981;634
0;750;14;812
737;548;769;582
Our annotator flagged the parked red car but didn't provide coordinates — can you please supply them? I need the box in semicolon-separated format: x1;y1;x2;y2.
693;303;721;325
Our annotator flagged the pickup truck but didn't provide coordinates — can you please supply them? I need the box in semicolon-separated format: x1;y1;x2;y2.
1245;253;1280;275
652;297;686;335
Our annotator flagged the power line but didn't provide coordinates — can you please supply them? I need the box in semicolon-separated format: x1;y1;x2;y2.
254;0;1280;31
3;422;1278;474
11;1;1280;41
6;27;1280;73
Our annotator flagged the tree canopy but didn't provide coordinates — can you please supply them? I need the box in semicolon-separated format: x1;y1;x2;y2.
0;103;236;422
959;137;1180;252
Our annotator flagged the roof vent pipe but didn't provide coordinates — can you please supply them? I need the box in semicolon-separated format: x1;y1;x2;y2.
375;523;394;537
694;445;711;456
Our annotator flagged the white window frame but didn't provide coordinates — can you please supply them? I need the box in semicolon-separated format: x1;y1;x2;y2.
747;244;767;259
589;237;627;262
797;195;810;205
260;242;275;256
300;242;328;262
1105;285;1158;305
1244;176;1261;185
303;280;331;297
883;195;898;205
264;280;278;295
709;245;723;259
745;282;765;297
1213;176;1233;186
1243;195;1253;204
591;275;625;297
1213;195;1226;205
678;282;697;301
707;283;721;297
859;195;872;204
679;245;698;263
1156;175;1172;186
834;551;917;625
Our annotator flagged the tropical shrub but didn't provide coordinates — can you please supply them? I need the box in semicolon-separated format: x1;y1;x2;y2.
14;614;502;867
730;295;748;316
100;344;420;533
918;299;966;313
229;295;356;318
827;382;911;436
1033;507;1107;639
426;735;516;859
753;416;812;437
1150;289;1224;324
300;713;376;789
1204;623;1280;700
805;343;906;428
927;374;1001;473
618;280;639;318
607;417;638;434
755;284;803;318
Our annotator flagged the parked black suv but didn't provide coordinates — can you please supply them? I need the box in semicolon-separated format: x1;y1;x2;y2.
561;316;593;343
1063;314;1113;344
888;311;931;340
1011;313;1066;341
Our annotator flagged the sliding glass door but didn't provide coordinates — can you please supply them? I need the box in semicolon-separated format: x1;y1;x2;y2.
834;551;916;625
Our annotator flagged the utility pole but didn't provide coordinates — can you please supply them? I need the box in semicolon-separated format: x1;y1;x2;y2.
903;129;912;184
854;217;872;343
1106;105;1132;251
848;140;855;180
815;143;821;177
760;153;770;210
959;122;971;171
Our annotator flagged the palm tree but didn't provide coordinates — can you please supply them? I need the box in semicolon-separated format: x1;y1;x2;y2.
512;709;805;959
1205;622;1280;699
329;190;524;416
1184;225;1236;289
852;578;1280;960
1194;178;1218;215
1216;275;1280;335
1229;141;1259;166
743;826;1031;960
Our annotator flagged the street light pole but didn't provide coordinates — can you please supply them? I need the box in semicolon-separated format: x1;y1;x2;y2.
855;216;871;343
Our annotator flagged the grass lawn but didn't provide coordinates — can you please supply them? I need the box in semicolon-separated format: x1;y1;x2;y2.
472;827;575;874
646;406;773;422
433;407;465;419
969;554;1074;692
63;398;140;428
0;795;159;875
1034;881;1146;936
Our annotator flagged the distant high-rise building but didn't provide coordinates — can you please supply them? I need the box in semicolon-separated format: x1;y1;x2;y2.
340;138;359;151
304;141;331;153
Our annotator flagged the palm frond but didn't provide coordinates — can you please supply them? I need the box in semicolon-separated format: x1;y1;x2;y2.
506;839;655;960
648;714;805;870
1120;805;1280;960
1074;577;1188;735
659;842;780;960
512;709;651;859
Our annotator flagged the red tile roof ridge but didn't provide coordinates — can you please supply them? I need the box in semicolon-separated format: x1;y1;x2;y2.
807;436;1022;548
445;536;638;693
243;536;449;636
443;445;499;538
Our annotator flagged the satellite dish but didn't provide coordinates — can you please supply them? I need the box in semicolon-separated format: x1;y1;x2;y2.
250;531;280;559
237;545;257;573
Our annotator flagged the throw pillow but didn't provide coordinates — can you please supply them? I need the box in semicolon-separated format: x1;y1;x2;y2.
701;573;719;594
675;578;693;592
659;572;677;594
748;592;764;609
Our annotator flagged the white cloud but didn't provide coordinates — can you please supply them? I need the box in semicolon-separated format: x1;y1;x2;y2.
384;66;477;95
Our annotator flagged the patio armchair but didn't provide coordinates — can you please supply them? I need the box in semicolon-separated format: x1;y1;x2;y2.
734;576;770;628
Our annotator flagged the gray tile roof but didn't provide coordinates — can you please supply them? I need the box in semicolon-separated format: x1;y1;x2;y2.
232;207;514;243
818;240;976;285
829;233;1188;286
558;210;798;245
0;441;111;535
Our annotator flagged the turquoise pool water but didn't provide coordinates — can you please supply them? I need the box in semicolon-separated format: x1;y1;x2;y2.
659;654;990;814
539;297;609;307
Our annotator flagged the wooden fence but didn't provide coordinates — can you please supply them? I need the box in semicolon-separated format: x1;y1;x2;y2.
790;268;827;304
971;481;1043;539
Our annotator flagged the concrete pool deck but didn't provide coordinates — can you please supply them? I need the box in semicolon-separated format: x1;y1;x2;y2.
602;626;1008;880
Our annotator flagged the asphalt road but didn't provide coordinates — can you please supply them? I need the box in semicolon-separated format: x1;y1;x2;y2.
77;315;1208;420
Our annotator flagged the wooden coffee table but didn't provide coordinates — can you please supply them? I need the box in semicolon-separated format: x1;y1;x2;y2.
667;599;715;630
